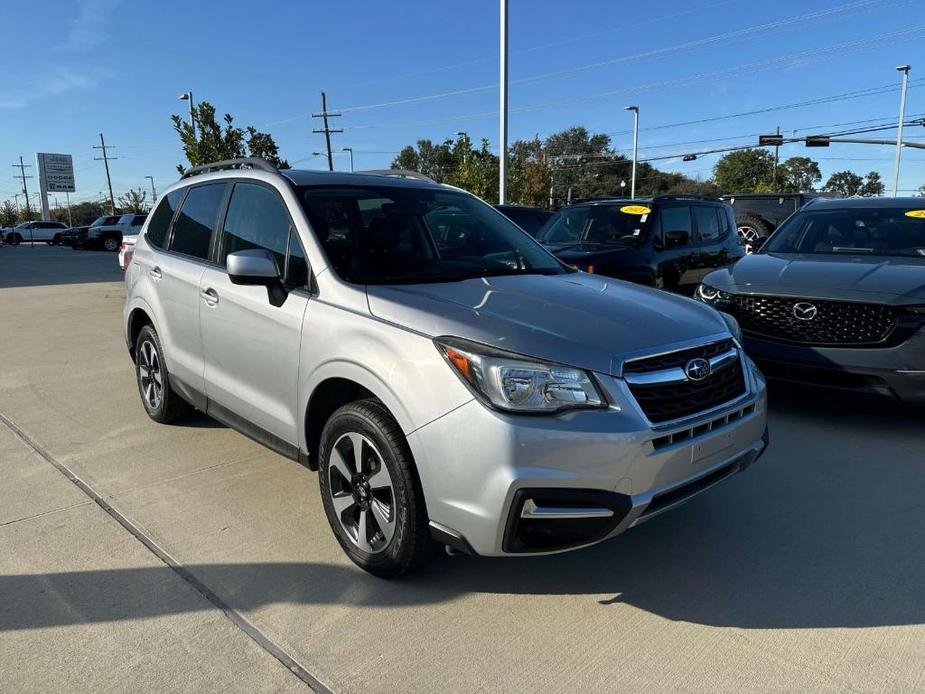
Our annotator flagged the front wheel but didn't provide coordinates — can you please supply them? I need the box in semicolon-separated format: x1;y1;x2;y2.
103;237;119;252
318;400;431;578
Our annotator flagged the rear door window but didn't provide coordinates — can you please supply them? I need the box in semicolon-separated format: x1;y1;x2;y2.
168;183;226;260
659;206;693;244
693;206;721;242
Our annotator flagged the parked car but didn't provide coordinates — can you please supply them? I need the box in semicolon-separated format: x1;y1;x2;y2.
59;225;91;248
124;160;768;577
696;197;925;404
119;235;137;270
494;204;553;237
720;192;835;250
536;197;745;295
3;220;69;245
86;213;148;251
63;215;120;249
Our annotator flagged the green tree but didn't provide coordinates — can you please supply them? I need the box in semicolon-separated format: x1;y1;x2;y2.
172;101;289;173
859;171;885;197
814;170;886;197
779;156;821;192
0;200;17;227
118;188;147;213
712;149;775;193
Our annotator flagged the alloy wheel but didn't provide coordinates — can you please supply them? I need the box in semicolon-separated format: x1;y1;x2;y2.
138;339;163;410
327;432;396;554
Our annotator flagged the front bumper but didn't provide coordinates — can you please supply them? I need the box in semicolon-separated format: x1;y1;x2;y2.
408;358;768;556
744;329;925;404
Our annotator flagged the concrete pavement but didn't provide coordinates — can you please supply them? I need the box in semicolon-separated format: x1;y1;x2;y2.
1;246;924;693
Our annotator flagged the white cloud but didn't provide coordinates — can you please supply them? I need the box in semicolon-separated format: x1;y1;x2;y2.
57;0;122;53
0;66;112;110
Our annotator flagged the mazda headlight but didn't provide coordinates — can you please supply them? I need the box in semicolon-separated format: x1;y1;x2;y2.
695;283;733;304
436;337;606;413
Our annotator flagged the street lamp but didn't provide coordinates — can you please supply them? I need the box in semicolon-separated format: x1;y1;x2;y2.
145;176;157;208
624;106;639;199
341;147;355;172
178;91;196;139
499;0;509;204
892;64;911;197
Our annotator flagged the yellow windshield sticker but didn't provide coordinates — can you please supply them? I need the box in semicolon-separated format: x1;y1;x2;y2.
620;204;651;215
905;209;925;219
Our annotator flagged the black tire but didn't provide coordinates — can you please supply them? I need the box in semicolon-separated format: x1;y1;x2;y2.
736;215;772;249
52;234;61;245
9;233;21;246
134;325;193;424
103;236;119;252
318;399;431;578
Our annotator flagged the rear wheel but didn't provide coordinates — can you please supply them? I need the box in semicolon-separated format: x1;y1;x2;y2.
318;400;431;578
103;237;119;252
9;233;21;246
52;233;62;245
134;325;193;423
736;215;772;252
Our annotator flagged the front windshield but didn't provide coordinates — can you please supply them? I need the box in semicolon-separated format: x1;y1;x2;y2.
299;185;568;285
763;207;925;257
537;204;651;245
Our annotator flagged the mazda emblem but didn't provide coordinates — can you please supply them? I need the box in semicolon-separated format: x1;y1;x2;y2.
684;357;711;382
792;302;818;321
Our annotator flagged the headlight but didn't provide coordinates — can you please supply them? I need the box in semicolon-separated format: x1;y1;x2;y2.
695;283;733;304
719;311;742;343
436;337;606;413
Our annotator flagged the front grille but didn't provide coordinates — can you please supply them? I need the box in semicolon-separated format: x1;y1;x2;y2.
624;341;747;423
729;294;897;346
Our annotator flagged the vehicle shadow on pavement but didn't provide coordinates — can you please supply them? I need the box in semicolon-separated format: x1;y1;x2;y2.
2;387;922;633
0;247;123;288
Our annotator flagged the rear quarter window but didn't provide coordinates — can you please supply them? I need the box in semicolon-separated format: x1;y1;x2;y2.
145;190;184;249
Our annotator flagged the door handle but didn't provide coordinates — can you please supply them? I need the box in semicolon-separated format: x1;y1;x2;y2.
200;288;219;306
149;266;162;281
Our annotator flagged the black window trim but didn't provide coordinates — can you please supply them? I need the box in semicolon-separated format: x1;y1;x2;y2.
216;179;313;292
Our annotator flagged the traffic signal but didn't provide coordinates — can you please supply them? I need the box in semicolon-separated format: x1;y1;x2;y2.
805;136;830;147
758;134;784;146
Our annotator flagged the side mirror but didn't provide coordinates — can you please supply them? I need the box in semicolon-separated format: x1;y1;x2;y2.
664;230;689;249
227;249;287;307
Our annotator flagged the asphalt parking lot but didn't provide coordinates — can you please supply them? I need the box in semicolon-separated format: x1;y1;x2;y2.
1;245;924;693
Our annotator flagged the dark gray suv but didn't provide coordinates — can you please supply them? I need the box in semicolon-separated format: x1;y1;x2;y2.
697;197;925;404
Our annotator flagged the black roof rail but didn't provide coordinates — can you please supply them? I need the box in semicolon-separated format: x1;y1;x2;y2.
360;169;436;183
652;194;721;202
180;157;278;179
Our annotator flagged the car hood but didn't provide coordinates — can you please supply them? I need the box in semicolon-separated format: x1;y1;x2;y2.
366;272;728;376
550;243;636;260
706;253;925;303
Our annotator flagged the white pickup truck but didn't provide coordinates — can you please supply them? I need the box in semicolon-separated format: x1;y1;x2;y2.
84;213;148;251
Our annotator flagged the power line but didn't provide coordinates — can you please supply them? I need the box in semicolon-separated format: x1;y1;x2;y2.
311;91;343;172
92;133;117;214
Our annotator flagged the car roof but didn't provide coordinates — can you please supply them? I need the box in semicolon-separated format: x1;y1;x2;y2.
802;196;925;209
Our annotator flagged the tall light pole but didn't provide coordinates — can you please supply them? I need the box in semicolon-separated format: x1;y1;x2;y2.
498;0;509;204
892;65;911;198
341;148;354;172
625;106;639;199
178;91;196;139
145;176;157;207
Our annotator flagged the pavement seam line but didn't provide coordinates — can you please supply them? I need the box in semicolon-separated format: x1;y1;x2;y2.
0;408;333;694
0;500;96;528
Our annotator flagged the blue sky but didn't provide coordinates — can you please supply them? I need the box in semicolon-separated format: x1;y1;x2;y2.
1;0;924;206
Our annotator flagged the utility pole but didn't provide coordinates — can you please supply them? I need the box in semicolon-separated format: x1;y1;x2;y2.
892;65;911;197
498;0;509;204
65;191;72;227
625;106;639;198
312;92;342;172
773;125;781;188
341;148;355;172
145;176;157;207
12;156;33;216
93;133;117;214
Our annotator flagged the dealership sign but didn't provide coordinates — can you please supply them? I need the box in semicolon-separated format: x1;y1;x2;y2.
37;153;76;193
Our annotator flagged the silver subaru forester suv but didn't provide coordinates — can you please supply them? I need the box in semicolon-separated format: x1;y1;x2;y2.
124;159;768;577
